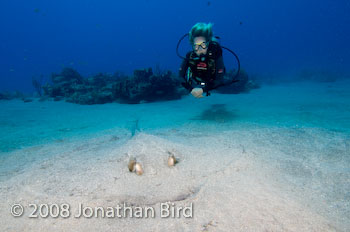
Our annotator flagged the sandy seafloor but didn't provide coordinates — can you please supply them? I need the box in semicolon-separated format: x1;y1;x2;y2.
0;80;349;231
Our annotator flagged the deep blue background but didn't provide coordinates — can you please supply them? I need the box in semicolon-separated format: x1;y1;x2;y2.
0;0;349;92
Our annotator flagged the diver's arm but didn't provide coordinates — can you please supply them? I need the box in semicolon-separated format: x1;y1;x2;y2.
179;53;193;92
179;57;188;78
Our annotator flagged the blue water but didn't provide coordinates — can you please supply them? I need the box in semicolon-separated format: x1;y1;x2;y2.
0;0;349;92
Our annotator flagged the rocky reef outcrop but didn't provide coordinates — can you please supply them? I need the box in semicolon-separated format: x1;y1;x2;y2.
113;68;183;104
42;67;183;104
216;69;260;94
0;91;33;102
25;67;260;105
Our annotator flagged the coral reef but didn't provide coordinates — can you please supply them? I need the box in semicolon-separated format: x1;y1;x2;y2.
32;75;45;97
42;68;118;104
216;69;260;94
113;68;183;104
0;91;32;102
0;92;12;100
42;67;183;104
27;67;258;105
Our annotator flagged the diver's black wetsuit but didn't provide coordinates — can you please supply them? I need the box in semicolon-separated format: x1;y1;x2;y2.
179;41;227;95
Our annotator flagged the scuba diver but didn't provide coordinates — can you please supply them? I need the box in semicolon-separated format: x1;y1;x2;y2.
178;22;240;98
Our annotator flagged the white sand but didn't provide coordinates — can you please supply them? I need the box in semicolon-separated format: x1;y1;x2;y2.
0;127;347;231
1;81;349;231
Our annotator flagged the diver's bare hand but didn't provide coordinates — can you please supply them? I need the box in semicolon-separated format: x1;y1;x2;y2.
191;88;204;98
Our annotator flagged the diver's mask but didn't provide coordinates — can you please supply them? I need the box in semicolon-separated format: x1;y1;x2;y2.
193;41;208;51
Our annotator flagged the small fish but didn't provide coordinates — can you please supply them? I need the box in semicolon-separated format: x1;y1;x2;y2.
239;21;243;25
9;69;15;72
34;8;40;13
207;1;211;6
